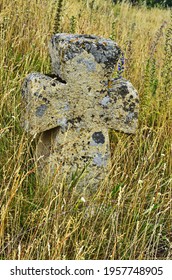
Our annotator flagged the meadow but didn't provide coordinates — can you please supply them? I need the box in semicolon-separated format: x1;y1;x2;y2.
0;0;171;259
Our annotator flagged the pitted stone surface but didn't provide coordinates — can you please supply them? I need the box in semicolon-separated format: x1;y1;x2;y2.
22;33;139;186
51;33;119;66
49;33;121;81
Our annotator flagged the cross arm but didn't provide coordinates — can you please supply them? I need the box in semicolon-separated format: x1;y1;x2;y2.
91;78;139;134
21;72;68;135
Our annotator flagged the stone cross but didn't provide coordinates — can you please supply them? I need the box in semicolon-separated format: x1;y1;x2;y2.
22;34;139;187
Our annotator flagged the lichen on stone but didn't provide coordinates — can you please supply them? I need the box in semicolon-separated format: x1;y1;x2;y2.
21;33;139;187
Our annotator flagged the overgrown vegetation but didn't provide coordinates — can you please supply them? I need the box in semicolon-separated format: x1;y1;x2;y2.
0;0;171;260
113;0;172;8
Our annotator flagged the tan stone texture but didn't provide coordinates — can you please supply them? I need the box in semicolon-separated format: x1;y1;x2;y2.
21;34;139;186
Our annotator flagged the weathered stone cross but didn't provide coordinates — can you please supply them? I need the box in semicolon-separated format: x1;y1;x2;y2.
22;34;139;186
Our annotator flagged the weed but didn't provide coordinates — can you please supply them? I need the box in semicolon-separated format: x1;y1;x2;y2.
53;0;64;33
70;16;77;34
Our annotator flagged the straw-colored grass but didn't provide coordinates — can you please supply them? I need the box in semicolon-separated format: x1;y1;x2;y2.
0;0;171;259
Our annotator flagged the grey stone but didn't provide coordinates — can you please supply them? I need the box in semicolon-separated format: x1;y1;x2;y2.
21;33;139;187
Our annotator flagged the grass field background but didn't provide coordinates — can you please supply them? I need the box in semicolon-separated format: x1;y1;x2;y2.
0;0;171;259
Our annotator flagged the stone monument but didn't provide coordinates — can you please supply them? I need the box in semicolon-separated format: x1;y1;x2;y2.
22;33;139;186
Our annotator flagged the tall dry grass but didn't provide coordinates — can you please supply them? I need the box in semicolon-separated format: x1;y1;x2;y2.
0;0;171;259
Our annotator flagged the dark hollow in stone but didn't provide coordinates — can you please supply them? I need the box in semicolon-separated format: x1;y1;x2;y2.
92;131;105;144
68;116;82;125
45;73;66;84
